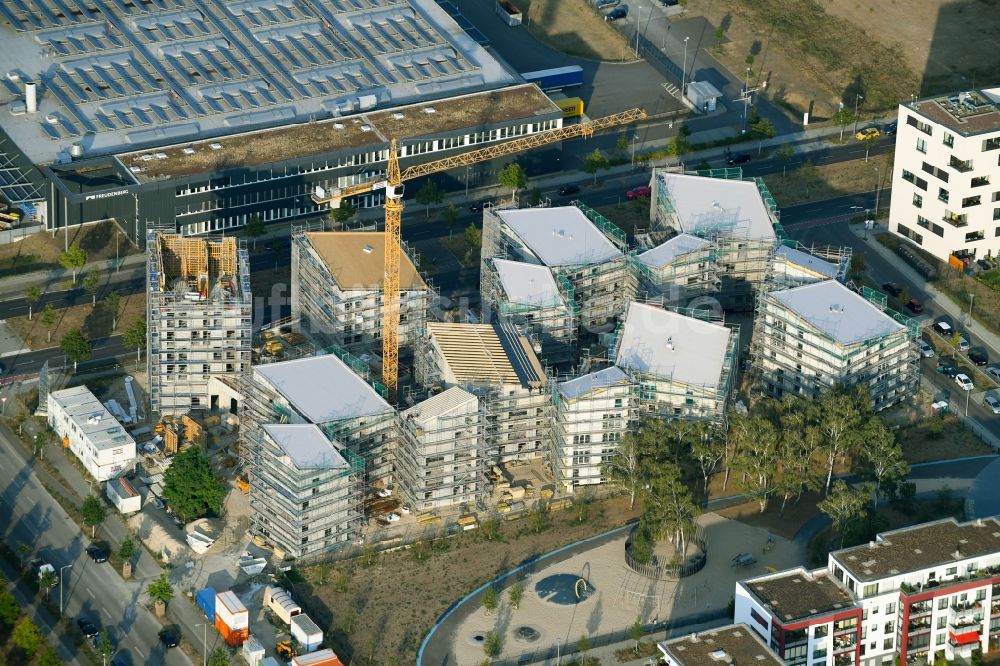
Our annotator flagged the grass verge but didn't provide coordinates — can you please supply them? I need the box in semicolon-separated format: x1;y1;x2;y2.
518;0;633;62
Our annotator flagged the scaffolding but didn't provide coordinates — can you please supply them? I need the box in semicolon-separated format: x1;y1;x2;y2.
750;286;919;409
146;231;252;416
767;239;853;290
628;237;720;306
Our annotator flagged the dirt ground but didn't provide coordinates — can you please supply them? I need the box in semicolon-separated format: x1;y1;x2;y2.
9;290;144;350
0;221;140;280
895;415;995;464
293;496;641;666
518;0;634;62
595;199;651;241
716;490;824;539
762;150;893;207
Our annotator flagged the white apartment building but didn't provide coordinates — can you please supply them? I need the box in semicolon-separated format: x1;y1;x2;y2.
48;385;136;482
752;280;918;409
735;517;1000;665
889;88;1000;263
290;231;433;354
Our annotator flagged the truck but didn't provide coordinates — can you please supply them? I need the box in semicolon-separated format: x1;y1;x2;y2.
554;97;585;119
520;66;584;91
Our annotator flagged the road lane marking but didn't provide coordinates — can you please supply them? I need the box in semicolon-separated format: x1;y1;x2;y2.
135;647;145;658
103;608;112;620
87;587;94;598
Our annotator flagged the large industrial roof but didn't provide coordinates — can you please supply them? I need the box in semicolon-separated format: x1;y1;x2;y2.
491;258;564;309
654;172;777;241
254;354;391;423
263;424;348;470
614;302;732;388
495;207;622;267
768;280;904;346
0;0;517;165
302;231;426;290
637;233;710;269
425;321;545;389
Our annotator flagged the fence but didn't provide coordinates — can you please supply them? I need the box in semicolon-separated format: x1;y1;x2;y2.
624;524;708;580
0;222;43;245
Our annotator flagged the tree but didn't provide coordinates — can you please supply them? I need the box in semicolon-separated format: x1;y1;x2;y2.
39;647;63;666
863;419;909;507
577;634;591;655
58;243;87;284
329;202;356;229
12;617;43;655
949;331;963;358
40;303;58;343
39;569;57;599
244;214;266;249
749;117;776;155
508;581;524;610
498;163;528;202
163;446;227;522
81;494;107;537
815;388;866;494
104;291;123;330
862;133;878;162
689;424;726;494
118;536;136;563
24;285;41;320
849;252;867;281
60;327;92;372
123;317;147;364
483;630;501;658
583;149;610;184
833;107;855;141
666;125;692;158
731;413;780;512
616;130;629;154
442;204;460;237
818;481;870;547
629;616;644;653
146;573;174;604
0;585;19;626
96;630;114;664
603;431;642;509
642;461;700;555
208;648;231;666
775;144;795;176
464;223;481;249
482;585;498;614
797;160;820;197
415;180;444;219
83;268;102;306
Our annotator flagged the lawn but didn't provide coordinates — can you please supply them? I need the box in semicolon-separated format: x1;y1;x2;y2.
9;291;145;350
517;0;634;62
761;151;892;208
0;221;140;281
894;415;995;465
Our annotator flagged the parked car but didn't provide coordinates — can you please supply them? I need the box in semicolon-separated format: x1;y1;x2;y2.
882;121;898;136
558;183;581;196
605;6;628;20
86;545;109;563
937;361;959;378
158;628;180;649
468;200;492;213
934;320;953;335
987;366;1000;382
855;126;880;141
978;258;992;271
376;487;392;498
726;153;752;165
969;349;989;366
955;373;974;391
918;340;934;358
626;185;651;200
881;282;903;297
984;394;1000;414
958;336;970;352
383;512;401;523
77;618;99;639
596;0;619;8
906;298;924;313
660;0;679;5
400;505;411;514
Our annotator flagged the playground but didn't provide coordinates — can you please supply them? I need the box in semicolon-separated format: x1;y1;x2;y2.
447;512;805;665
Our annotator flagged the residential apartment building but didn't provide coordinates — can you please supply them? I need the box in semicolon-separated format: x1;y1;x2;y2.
735;517;1000;665
147;233;252;416
253;424;363;559
398;387;485;510
291;231;433;354
415;321;550;463
769;244;849;289
889;87;1000;263
613;302;737;425
48;385;136;482
649;170;780;310
551;366;639;492
657;624;783;666
630;233;718;307
481;204;634;331
751;280;919;409
480;258;577;363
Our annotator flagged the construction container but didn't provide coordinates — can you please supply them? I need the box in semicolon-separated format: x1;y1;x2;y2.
263;586;302;625
291;648;345;666
456;515;478;531
215;590;250;646
196;587;216;623
290;614;324;653
242;635;265;666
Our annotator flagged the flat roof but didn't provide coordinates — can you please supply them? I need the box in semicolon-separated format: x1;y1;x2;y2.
302;231;425;290
614;302;732;388
496;206;622;267
638;233;711;269
832;517;1000;582
0;0;517;165
745;569;855;623
905;88;1000;136
402;386;477;425
254;354;391;423
263;424;347;471
654;172;777;241
774;245;840;279
769;280;904;345
492;258;564;308
50;385;136;453
426;321;545;388
558;366;631;400
659;624;782;666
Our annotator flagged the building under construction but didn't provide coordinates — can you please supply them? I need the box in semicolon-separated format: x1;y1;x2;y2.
252;423;364;559
630;233;719;307
768;242;850;289
146;233;252;416
290;230;434;355
551;366;639;492
751;279;919;409
481;204;634;333
612;301;738;425
648;170;780;311
480;257;577;363
415;321;550;463
398;386;485;511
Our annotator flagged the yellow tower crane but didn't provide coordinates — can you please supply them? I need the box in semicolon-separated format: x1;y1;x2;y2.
312;107;647;397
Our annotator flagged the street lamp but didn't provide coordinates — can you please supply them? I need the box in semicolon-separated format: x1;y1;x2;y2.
556;636;562;665
853;93;864;135
681;36;690;98
631;133;637;167
635;7;643;58
873;166;882;217
195;622;208;666
742;67;752;133
60;563;73;616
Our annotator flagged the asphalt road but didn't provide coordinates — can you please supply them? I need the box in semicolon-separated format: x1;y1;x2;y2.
0;427;191;666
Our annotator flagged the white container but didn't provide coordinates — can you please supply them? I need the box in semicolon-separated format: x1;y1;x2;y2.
242;635;265;666
264;586;302;625
290;613;323;653
215;590;249;630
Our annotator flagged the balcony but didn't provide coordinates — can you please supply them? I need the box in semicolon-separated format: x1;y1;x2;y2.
908;619;932;633
950;157;974;172
834;655;855;666
833;636;856;652
909;600;933;615
943;212;968;227
992;601;1000;616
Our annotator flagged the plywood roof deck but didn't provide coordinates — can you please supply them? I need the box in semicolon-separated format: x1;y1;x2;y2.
304;232;426;290
158;234;238;281
427;322;545;388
